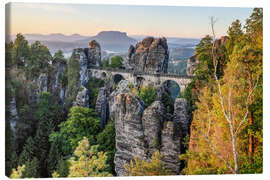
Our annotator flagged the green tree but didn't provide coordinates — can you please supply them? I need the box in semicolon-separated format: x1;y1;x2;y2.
25;41;52;78
54;157;70;177
67;50;80;101
15;105;37;153
12;33;29;67
96;121;116;174
124;151;173;176
68;137;112;177
226;19;243;55
88;77;105;108
33;92;62;177
22;157;39;178
138;85;157;107
100;58;109;68
5;42;14;68
110;55;123;68
5;117;16;176
47;138;63;175
182;11;262;174
49;106;100;156
18;137;35;166
53;50;66;64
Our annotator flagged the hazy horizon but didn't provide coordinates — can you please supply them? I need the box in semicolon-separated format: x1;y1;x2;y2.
5;3;253;39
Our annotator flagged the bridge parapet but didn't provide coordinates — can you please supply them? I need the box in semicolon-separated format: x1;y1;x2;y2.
88;67;193;93
88;66;193;79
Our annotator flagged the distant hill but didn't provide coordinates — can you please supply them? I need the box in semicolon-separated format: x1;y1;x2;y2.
7;31;200;57
78;31;137;53
8;31;137;54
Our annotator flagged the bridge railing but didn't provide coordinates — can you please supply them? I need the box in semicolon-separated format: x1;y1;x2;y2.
88;66;193;79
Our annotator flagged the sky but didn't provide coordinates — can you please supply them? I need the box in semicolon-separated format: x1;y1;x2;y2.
5;2;253;38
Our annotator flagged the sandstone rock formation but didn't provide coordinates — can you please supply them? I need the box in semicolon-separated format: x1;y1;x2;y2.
113;93;146;176
8;97;19;133
72;40;102;107
73;86;89;107
108;80;133;121
214;36;229;48
87;40;101;67
52;61;67;102
95;87;108;129
187;36;229;76
173;98;191;138
186;55;199;76
124;37;169;73
142;101;166;156
111;82;190;175
160;121;182;174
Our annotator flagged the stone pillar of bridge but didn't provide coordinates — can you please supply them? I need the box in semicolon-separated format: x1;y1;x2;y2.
179;84;187;94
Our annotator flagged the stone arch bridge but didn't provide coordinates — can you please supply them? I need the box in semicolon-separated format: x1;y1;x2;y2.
89;67;193;93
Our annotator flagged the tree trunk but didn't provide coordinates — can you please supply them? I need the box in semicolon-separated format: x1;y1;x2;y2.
248;111;254;162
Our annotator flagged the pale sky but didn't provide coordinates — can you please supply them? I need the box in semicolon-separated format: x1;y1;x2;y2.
5;2;253;38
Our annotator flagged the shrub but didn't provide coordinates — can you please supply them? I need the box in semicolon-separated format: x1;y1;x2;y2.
138;85;156;107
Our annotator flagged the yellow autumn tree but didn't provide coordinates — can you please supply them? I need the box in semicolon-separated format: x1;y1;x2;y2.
181;12;262;174
68;137;112;177
10;165;25;178
124;151;173;176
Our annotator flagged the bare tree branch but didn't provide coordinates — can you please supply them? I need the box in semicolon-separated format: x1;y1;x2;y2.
210;17;239;173
235;75;259;135
203;135;236;174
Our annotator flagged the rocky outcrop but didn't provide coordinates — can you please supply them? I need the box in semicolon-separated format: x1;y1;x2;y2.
160;121;182;174
173;98;191;138
113;93;146;176
108;80;132;121
72;40;102;107
72;48;90;107
142;101;166;156
73;86;89;107
214;36;229;48
87;40;101;67
8;97;19;133
186;55;199;76
187;36;229;76
52;61;67;102
124;37;169;73
95;87;108;129
112;82;190;175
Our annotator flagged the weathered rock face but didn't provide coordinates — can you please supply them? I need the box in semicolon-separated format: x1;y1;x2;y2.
155;84;166;101
87;40;101;67
187;36;229;76
112;84;190;175
173;98;191;137
34;73;48;102
142;101;166;156
8;97;19;133
160;121;182;174
113;93;146;176
71;49;89;107
108;80;132;121
52;61;67;102
214;36;229;48
125;37;169;73
186;55;199;76
73;86;89;107
95;87;108;129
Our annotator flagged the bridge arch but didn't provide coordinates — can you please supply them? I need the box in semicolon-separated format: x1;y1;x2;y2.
113;74;125;84
135;76;146;88
101;72;107;78
162;80;181;99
